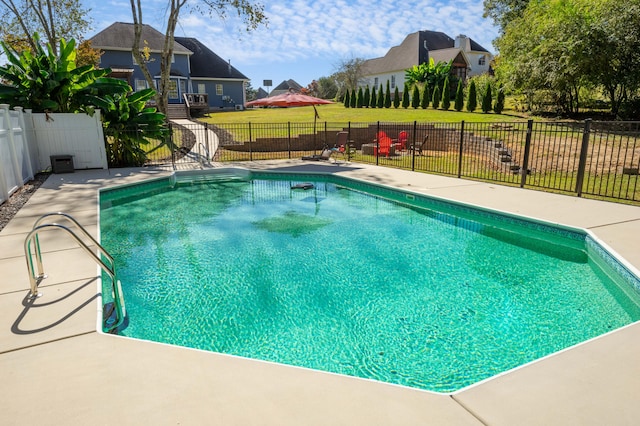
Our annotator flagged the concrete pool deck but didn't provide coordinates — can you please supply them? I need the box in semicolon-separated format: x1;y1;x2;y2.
1;160;639;425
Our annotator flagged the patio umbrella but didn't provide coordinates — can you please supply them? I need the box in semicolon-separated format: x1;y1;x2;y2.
246;91;334;143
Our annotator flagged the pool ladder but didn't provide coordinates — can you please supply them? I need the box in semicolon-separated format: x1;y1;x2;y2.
23;212;127;333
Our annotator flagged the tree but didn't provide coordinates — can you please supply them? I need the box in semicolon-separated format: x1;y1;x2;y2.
377;84;384;108
411;85;420;108
0;0;93;55
384;80;391;108
343;89;350;107
432;85;441;109
332;56;367;101
454;80;464;111
482;82;493;113
363;85;370;107
393;86;400;108
370;86;377;108
420;85;430;109
355;87;363;107
441;76;451;110
483;0;530;34
402;82;410;108
318;76;338;99
466;80;478;112
494;84;505;113
350;88;357;108
130;0;267;115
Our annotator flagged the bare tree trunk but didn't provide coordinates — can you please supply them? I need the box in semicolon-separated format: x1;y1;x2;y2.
0;0;38;52
130;0;162;111
29;0;57;53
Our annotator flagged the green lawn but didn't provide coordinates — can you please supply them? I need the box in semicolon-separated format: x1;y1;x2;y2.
201;103;529;125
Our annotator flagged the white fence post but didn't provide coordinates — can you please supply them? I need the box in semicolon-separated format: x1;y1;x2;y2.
0;104;10;203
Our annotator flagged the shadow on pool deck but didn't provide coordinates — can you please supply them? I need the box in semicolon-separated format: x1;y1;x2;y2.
1;160;640;425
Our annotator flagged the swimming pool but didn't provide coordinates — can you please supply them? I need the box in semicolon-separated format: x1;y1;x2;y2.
99;169;640;393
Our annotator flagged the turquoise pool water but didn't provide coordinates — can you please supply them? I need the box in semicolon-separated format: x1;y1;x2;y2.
99;172;640;393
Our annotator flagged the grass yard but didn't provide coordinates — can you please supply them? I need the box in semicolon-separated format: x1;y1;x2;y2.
201;103;529;125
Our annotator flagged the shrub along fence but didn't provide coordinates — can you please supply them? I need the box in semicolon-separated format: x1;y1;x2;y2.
146;119;640;204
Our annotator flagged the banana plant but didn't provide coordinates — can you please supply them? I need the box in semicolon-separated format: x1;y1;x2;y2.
0;33;128;112
98;88;170;167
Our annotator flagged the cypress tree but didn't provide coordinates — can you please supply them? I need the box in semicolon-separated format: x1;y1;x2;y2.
357;87;364;108
377;84;384;108
421;85;430;109
393;86;400;108
454;80;464;111
363;86;370;108
441;76;451;110
370;86;377;108
466;80;477;112
384;80;392;108
494;84;505;114
411;85;420;108
432;85;441;109
350;88;357;108
482;82;493;113
402;82;410;108
344;89;350;108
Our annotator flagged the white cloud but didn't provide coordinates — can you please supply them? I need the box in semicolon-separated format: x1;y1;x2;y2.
85;0;498;88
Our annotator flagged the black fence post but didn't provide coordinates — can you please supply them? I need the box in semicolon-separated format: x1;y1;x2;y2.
347;122;352;161
287;122;291;159
169;122;176;169
520;119;534;188
411;121;417;171
575;119;592;197
204;122;210;161
457;121;465;178
248;122;253;162
376;121;380;165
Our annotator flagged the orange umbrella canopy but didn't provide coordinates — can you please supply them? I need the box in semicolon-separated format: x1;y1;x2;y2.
246;92;334;108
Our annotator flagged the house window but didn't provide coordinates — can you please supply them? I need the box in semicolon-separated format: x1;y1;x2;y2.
216;84;223;96
198;84;206;94
135;79;148;91
171;53;175;63
374;77;379;87
179;80;186;96
479;55;486;66
391;75;396;89
167;80;178;99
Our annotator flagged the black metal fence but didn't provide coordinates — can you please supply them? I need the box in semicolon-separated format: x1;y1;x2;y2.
140;120;640;204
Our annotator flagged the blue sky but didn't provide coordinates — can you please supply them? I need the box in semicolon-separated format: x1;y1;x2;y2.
85;0;498;91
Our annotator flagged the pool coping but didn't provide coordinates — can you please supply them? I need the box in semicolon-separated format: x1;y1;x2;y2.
2;160;640;424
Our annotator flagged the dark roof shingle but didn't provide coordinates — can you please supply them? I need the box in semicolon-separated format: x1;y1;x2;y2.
174;37;247;79
90;22;192;54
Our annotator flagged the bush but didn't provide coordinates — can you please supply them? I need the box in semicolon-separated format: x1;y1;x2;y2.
357;87;364;108
466;80;477;112
363;86;370;108
421;85;430;109
454;80;464;111
377;84;384;108
411;85;420;108
432;85;441;109
494;84;505;114
370;86;377;108
441;76;451;110
344;90;350;108
393;86;400;108
482;82;493;113
402;83;410;108
384;80;392;108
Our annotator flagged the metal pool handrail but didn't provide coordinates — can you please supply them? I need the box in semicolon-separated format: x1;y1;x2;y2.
23;212;126;333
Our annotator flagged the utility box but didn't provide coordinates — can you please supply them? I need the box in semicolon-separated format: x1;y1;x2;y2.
50;155;74;173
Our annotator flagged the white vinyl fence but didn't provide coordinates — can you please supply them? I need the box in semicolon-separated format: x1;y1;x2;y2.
0;105;107;205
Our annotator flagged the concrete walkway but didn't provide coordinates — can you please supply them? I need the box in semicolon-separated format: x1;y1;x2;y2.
1;161;639;425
